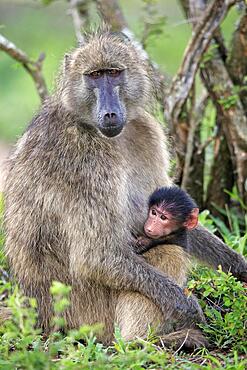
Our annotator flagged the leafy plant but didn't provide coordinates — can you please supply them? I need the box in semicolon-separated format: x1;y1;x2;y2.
217;85;247;110
189;266;247;353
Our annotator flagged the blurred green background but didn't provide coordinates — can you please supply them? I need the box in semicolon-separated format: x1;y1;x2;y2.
0;0;239;142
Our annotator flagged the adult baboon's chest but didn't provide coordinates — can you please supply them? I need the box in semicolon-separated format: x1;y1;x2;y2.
65;135;128;217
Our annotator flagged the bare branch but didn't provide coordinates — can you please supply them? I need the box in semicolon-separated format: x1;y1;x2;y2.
165;0;236;128
0;34;48;102
180;0;228;61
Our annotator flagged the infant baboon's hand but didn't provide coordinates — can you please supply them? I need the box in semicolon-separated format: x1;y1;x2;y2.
136;236;151;248
134;235;153;254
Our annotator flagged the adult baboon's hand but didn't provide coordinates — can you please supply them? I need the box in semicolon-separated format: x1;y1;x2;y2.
172;294;206;329
237;271;247;283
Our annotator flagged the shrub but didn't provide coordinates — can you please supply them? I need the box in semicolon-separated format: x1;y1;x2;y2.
189;266;247;353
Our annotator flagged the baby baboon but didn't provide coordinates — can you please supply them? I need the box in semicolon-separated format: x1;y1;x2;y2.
134;186;199;254
117;186;204;348
4;30;247;349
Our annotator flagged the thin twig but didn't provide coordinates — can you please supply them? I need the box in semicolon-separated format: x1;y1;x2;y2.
171;16;201;28
0;34;48;102
197;136;216;155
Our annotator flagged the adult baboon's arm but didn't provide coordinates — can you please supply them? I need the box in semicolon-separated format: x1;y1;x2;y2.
72;245;204;328
188;225;247;281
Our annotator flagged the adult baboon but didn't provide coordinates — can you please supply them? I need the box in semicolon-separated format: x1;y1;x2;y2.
4;30;247;348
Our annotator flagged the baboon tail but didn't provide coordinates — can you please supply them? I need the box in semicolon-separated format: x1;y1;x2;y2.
160;329;208;351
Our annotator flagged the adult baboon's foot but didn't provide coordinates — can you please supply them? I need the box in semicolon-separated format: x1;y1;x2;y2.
159;329;208;351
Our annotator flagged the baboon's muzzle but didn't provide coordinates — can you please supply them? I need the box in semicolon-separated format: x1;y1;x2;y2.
96;78;126;138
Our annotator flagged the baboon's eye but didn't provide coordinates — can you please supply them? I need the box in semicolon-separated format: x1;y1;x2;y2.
160;214;167;221
107;69;122;77
89;70;103;79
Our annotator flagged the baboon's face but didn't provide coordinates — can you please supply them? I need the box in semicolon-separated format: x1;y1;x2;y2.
61;33;152;138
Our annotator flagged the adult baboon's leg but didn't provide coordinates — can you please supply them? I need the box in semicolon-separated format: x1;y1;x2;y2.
115;245;207;349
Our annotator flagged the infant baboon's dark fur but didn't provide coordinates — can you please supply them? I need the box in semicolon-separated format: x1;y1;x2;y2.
4;30;247;349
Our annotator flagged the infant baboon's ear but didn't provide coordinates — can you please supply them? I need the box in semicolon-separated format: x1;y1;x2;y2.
183;208;199;230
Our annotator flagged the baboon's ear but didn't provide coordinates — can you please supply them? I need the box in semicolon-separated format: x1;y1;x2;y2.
183;208;199;230
63;53;72;74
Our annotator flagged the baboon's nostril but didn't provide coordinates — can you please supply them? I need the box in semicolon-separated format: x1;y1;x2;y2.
104;112;118;125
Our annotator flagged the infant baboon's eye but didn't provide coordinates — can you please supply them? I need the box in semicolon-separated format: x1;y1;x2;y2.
160;214;167;221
